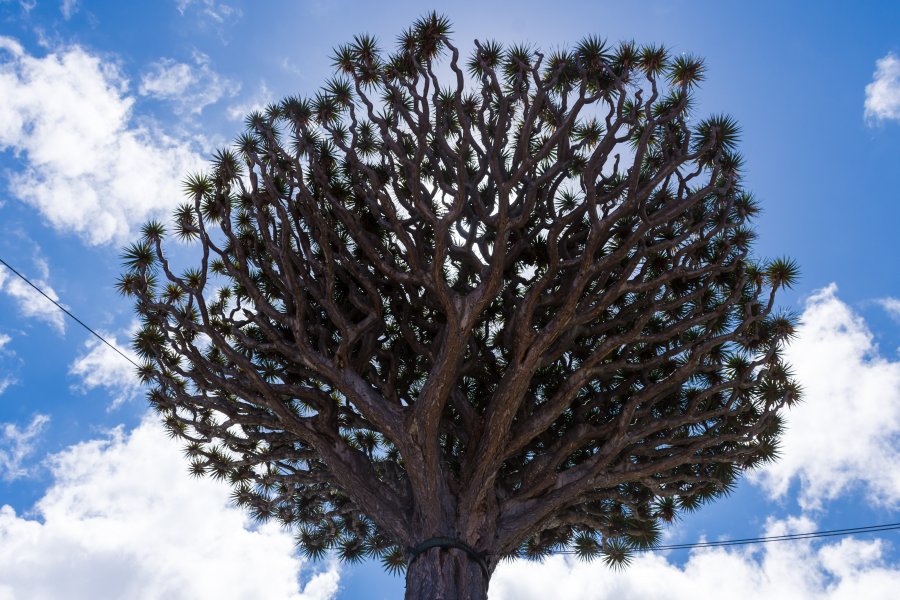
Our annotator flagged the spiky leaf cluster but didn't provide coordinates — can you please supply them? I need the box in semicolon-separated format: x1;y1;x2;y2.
121;13;800;575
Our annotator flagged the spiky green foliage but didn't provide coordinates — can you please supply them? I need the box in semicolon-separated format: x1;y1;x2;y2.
120;15;799;590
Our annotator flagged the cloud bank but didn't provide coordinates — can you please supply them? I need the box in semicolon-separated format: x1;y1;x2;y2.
752;284;900;509
0;416;339;600
491;517;900;600
0;37;205;245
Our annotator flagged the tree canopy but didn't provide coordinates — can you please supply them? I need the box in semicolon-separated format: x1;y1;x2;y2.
119;13;800;600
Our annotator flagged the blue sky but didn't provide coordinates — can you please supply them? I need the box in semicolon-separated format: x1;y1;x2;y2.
0;0;899;598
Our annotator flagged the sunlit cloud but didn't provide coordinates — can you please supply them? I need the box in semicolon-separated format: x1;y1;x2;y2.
491;517;900;600
752;285;900;510
69;328;141;410
0;265;66;333
0;37;206;245
865;53;900;124
0;414;49;480
0;415;340;599
139;51;238;115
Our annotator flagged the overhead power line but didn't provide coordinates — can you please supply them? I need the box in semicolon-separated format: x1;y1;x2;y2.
557;522;900;554
0;256;140;369
1;255;899;554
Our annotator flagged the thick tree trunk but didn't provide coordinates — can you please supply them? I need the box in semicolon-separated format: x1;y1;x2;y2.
404;547;490;600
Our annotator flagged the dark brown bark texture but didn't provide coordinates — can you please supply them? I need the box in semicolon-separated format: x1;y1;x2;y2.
119;14;800;595
405;548;489;600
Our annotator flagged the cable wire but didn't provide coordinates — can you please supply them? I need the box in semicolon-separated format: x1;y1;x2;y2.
2;256;899;555
0;256;140;369
557;522;900;554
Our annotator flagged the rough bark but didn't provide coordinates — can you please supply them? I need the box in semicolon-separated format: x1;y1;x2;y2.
405;548;490;600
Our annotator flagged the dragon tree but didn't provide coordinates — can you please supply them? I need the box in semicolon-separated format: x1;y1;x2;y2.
119;13;801;600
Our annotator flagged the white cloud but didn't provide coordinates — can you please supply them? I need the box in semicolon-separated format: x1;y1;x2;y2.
0;37;206;245
69;331;141;409
227;81;273;121
878;297;900;323
0;265;66;333
139;52;237;115
0;414;49;480
0;333;15;395
865;53;900;123
60;0;78;19
0;415;340;600
490;517;900;600
175;0;242;23
0;0;36;13
752;284;900;509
